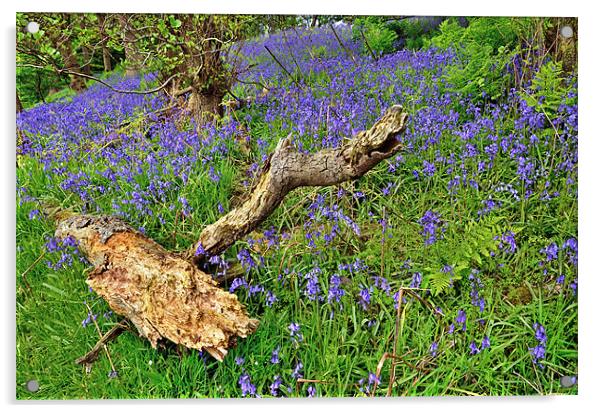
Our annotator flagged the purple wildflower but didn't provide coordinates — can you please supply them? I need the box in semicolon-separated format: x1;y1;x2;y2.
419;210;445;245
540;242;559;262
328;275;345;304
271;346;280;364
482;336;491;349
530;323;547;368
358;288;371;310
307;386;316;397
289;322;303;344
238;372;257;397
292;361;303;379
498;231;517;254
269;375;282;396
456;309;467;332
429;341;439;357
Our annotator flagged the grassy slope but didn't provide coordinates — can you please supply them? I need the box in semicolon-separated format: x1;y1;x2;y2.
16;30;577;398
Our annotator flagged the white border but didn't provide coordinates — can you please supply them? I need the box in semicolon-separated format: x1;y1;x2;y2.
3;1;600;412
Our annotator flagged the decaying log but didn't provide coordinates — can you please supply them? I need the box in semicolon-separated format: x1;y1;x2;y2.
194;105;408;260
55;215;259;361
53;105;408;361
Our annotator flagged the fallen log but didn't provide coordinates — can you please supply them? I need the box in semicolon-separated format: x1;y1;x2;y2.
55;215;259;362
54;105;408;361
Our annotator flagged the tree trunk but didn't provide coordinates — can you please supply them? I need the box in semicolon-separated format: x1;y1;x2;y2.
102;46;112;72
118;14;142;77
16;92;23;113
187;87;225;128
58;42;87;92
97;14;112;72
52;13;87;92
55;214;258;362
53;105;408;361
81;46;93;76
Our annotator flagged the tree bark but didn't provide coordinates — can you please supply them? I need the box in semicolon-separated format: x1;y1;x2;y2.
54;14;87;92
97;14;112;72
58;43;87;92
187;87;225;128
118;14;142;77
193;105;408;261
16;92;23;113
55;214;258;362
81;45;93;76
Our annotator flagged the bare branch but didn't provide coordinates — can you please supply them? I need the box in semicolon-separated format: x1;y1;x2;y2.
194;105;408;260
17;63;178;95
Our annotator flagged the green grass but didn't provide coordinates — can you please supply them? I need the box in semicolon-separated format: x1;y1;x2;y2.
16;169;578;398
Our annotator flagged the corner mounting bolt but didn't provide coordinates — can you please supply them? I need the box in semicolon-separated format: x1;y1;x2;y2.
26;21;40;34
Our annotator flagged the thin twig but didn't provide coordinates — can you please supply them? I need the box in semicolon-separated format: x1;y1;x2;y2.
388;287;405;396
263;46;300;87
75;321;128;365
82;303;119;374
17;63;178;95
20;252;45;295
359;28;378;62
329;24;357;66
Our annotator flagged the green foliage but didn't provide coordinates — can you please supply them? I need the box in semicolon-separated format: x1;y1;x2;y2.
427;17;521;101
386;18;439;50
522;61;574;114
45;87;77;104
352;17;398;56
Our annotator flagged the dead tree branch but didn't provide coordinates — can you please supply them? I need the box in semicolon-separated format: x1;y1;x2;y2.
53;105;408;362
194;105;408;260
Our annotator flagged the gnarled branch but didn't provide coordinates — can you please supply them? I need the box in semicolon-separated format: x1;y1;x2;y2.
194;105;408;261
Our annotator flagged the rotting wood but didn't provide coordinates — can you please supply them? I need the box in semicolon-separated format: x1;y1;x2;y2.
194;105;408;262
55;215;259;362
54;105;408;361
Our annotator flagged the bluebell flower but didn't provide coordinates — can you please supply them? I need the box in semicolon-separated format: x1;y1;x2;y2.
482;336;491;349
269;375;282;396
456;309;467;331
419;210;445;245
229;277;248;293
307;386;316;397
238;372;257;397
289;322;303;344
271;346;280;364
328;275;345;304
530;323;547;368
540;242;559;262
409;272;422;289
429;341;438;357
265;290;278;307
358;288;371;310
422;160;436;177
292;361;303;379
